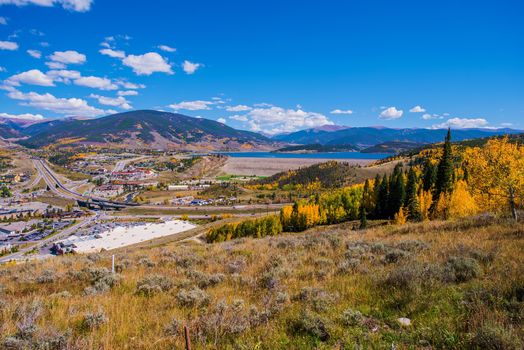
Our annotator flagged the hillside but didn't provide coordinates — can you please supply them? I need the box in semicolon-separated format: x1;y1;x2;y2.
251;160;386;189
0;119;24;139
272;143;357;153
360;141;426;154
17;110;275;151
1;217;522;349
274;126;520;148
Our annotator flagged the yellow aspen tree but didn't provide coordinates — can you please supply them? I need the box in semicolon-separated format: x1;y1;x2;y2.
447;180;478;218
394;207;407;225
418;190;433;221
463;137;524;220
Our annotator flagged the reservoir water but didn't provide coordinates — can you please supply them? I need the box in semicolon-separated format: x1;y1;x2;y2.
218;152;390;160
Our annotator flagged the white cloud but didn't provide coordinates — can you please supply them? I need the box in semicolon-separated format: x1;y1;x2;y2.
117;90;138;96
6;69;54;86
431;118;489;129
0;0;93;12
168;100;214;111
226;105;251;112
0;17;7;25
217;118;226;124
45;61;66;69
0;41;18;50
0;112;44;120
89;94;131;110
229;114;248;122
330;109;353;115
40;41;49;47
49;50;86;65
27;49;41;58
409;105;426;113
0;66;6;72
500;122;513;127
99;48;125;59
182;60;201;74
241;106;333;134
46;69;81;83
379;106;403;120
74;76;117;90
158;45;176;52
7;89;105;117
123;52;173;75
115;80;145;89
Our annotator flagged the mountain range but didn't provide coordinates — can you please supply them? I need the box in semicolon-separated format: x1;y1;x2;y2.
273;126;520;148
5;110;273;150
0;110;520;151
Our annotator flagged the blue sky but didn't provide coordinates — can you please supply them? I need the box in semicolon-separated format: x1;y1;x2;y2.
0;0;522;134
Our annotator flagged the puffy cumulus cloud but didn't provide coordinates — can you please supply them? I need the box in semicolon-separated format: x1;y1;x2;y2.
241;106;333;134
379;106;403;120
45;61;66;69
7;89;105;117
0;16;7;25
89;94;132;110
217;117;226;124
182;60;201;74
432;118;489;129
46;69;81;83
49;50;86;65
409;105;426;113
226;105;251;112
168;100;214;111
123;52;173;75
330;109;353;115
117;90;138;96
74;76;118;90
6;69;54;86
0;40;18;50
27;49;41;58
0;112;44;120
115;80;145;89
99;48;125;59
158;45;176;52
0;0;93;12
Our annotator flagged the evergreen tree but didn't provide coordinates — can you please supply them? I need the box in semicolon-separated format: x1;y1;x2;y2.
372;174;381;218
388;164;406;218
359;204;367;229
422;160;437;192
406;168;422;221
435;128;454;199
376;174;389;218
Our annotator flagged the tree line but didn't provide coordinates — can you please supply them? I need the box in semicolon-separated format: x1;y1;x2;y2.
208;131;523;241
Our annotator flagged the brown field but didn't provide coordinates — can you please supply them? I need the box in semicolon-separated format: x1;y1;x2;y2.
220;157;376;176
1;215;522;349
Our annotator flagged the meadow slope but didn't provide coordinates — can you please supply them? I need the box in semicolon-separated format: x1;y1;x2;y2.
1;216;523;349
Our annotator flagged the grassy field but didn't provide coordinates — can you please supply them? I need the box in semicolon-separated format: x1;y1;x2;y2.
34;195;76;208
0;215;522;349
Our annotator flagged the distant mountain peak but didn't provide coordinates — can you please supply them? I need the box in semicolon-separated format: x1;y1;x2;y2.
16;110;278;150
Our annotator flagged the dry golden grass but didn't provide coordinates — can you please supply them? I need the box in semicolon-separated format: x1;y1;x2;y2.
0;216;523;349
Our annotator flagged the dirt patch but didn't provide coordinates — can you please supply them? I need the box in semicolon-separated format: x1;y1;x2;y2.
220;157;376;176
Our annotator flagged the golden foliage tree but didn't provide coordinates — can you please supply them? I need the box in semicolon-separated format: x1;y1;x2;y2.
463;137;524;220
394;207;407;225
447;180;478;218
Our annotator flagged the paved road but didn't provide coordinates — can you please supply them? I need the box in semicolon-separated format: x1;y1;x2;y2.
113;155;149;172
33;159;85;200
